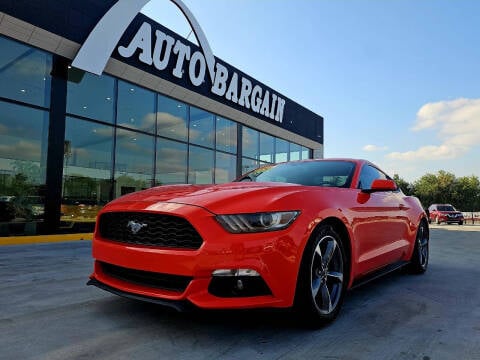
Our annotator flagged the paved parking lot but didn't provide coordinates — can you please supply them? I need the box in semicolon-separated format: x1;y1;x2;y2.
1;226;479;360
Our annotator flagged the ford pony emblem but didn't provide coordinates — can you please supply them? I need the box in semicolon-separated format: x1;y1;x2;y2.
127;220;148;234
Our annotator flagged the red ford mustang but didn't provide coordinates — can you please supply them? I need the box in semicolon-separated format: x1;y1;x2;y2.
88;159;429;325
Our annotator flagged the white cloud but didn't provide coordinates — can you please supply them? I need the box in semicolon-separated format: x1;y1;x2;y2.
387;98;480;161
363;144;388;152
0;140;41;161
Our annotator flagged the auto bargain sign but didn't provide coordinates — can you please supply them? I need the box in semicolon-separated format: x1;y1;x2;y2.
72;0;286;124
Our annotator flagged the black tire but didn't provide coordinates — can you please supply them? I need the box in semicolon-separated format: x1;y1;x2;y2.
459;221;463;225
294;225;348;327
408;221;429;274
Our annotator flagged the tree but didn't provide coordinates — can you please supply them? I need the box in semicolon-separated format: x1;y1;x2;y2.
452;175;480;211
413;173;440;207
436;171;456;204
393;174;413;195
412;171;480;211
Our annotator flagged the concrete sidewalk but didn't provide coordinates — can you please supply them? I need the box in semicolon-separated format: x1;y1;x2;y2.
429;223;480;231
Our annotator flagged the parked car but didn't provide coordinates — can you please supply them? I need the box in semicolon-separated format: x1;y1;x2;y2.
0;195;43;221
88;159;429;326
428;204;464;225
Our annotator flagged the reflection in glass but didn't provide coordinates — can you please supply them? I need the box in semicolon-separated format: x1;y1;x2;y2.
156;138;187;185
115;129;154;197
301;146;310;160
117;81;155;133
290;143;301;161
157;94;188;141
62;117;113;222
275;138;289;163
188;145;213;184
215;152;237;183
241;157;259;176
190;106;214;148
260;133;274;163
0;101;48;231
0;36;52;107
216;116;237;154
242;126;259;159
67;70;115;123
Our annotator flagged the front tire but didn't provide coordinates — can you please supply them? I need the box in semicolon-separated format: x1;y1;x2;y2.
408;221;429;274
294;225;348;326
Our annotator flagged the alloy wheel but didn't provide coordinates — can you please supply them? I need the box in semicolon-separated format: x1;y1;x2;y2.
310;234;344;315
417;224;429;269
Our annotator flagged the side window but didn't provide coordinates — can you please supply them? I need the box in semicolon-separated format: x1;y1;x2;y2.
358;165;387;190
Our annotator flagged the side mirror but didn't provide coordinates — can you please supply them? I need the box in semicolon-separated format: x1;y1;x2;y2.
362;179;397;193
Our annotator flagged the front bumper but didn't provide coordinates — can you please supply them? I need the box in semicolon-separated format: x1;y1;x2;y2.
437;214;464;223
90;203;307;310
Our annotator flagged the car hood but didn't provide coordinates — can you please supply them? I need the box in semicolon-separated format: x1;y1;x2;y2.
105;182;314;214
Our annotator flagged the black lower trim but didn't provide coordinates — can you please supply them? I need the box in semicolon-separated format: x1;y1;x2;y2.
87;278;194;312
351;261;409;289
99;261;192;293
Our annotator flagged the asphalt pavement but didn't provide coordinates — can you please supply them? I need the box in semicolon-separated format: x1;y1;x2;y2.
0;226;479;360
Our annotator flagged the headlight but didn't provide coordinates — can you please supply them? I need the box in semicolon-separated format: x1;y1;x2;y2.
216;211;300;233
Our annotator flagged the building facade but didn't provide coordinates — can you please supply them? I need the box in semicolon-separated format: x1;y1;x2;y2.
0;1;323;237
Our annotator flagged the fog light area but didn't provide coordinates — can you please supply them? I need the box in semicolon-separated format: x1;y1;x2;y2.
209;269;272;297
212;269;260;277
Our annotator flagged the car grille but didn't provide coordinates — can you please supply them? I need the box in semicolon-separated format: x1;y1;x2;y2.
98;212;203;249
99;262;192;293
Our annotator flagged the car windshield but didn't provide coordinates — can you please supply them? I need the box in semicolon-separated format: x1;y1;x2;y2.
237;160;356;188
438;205;456;211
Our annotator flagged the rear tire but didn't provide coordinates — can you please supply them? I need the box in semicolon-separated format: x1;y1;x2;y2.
294;225;348;327
408;221;429;274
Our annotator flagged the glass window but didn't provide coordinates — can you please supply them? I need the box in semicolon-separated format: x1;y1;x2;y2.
215;152;237;183
156;138;187;185
0;101;48;227
188;145;213;184
216;116;237;154
117;81;155;133
189;106;214;148
242;126;259;159
241;157;259;176
0;36;52;107
275;138;289;163
301;146;310;160
243;160;355;188
67;70;115;123
114;129;154;197
157;95;188;141
260;133;274;163
358;164;387;190
290;143;301;161
62;117;113;222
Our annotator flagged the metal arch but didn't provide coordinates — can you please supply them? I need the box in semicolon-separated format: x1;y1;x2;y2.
71;0;215;82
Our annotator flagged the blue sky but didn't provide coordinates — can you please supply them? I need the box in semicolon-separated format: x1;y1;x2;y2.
143;0;480;182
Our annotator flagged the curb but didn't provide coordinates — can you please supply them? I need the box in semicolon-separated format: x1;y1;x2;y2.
0;233;93;246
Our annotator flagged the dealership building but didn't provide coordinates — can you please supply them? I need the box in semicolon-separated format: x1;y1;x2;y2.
0;0;324;237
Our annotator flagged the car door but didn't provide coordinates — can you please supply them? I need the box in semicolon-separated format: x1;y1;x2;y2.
352;164;410;275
